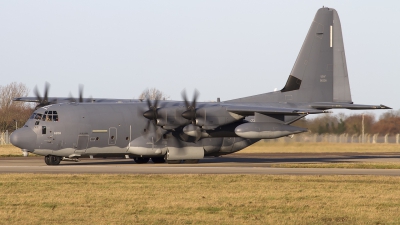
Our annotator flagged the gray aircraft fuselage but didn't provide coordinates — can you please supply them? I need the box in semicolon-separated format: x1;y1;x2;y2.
18;102;263;159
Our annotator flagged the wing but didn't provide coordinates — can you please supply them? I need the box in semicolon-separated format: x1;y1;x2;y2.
225;105;329;116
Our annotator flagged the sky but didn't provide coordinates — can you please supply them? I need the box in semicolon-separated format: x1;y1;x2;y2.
1;1;399;118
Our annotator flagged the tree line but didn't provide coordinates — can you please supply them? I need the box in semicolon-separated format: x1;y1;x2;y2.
294;111;400;135
0;82;33;132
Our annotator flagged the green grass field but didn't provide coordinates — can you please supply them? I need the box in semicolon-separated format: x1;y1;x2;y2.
1;174;400;225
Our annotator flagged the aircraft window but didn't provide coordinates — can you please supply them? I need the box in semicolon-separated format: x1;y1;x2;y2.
46;115;52;121
29;113;37;119
42;126;46;134
35;121;40;125
111;136;115;140
53;115;59;121
44;111;48;114
35;113;43;120
41;115;46;121
53;111;57;114
96;137;99;140
48;111;53;114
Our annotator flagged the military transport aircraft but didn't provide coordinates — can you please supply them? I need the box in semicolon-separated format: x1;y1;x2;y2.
10;7;390;165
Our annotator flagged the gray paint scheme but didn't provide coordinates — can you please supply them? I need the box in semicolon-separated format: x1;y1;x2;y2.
227;8;350;104
10;7;390;165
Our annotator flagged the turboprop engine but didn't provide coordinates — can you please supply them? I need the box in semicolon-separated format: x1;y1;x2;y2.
234;122;307;139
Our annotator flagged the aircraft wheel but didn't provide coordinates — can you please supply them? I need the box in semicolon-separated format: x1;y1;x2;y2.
45;155;61;165
183;159;199;164
151;157;165;164
44;156;50;165
166;160;181;164
133;157;150;164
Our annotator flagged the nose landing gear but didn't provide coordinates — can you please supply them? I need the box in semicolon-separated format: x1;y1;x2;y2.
44;155;62;165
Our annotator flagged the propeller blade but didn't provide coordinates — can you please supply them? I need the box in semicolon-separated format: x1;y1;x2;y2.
181;89;190;108
43;82;50;104
79;84;84;103
181;89;200;122
68;92;76;103
142;120;151;136
33;86;42;104
191;89;199;109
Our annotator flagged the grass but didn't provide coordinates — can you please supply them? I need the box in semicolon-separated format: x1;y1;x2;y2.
270;162;400;169
240;141;400;153
0;145;24;157
1;174;400;224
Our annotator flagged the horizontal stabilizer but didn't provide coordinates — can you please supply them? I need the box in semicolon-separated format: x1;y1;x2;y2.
310;103;391;110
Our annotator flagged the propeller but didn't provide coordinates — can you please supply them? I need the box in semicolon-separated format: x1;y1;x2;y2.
181;89;199;123
181;89;203;142
139;97;163;142
33;82;57;108
68;84;93;103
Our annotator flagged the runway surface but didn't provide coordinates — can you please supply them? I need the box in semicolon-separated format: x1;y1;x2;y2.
2;153;400;175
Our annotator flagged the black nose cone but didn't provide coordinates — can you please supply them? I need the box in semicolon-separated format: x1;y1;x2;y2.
10;127;36;150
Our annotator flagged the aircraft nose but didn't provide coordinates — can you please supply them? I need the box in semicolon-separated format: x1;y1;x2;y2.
10;127;37;150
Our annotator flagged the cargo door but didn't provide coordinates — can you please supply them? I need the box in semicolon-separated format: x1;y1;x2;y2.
75;135;89;153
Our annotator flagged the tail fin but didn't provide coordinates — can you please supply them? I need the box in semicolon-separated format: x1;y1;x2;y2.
227;7;352;103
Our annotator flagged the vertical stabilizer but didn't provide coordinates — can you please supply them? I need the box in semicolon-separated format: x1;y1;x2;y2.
227;7;352;104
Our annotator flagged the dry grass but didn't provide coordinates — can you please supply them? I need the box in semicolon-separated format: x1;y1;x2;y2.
271;162;400;169
240;141;400;153
1;174;400;224
0;145;24;156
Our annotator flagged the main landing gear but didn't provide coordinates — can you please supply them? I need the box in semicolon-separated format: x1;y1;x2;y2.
132;157;150;164
132;157;166;164
131;156;198;164
44;155;62;165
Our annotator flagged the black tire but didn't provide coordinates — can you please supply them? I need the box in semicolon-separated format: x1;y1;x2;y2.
44;156;51;165
166;160;181;164
151;157;165;164
46;155;61;166
133;157;150;164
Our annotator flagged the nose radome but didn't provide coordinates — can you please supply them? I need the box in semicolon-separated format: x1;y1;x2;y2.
10;127;37;150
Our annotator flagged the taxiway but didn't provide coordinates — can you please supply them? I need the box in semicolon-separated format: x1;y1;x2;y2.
1;153;400;175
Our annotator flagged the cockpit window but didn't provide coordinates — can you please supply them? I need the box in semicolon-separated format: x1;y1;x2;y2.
29;113;37;119
30;111;59;121
35;113;43;120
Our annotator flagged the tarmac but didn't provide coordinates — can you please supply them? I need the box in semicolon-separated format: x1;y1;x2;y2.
1;153;400;175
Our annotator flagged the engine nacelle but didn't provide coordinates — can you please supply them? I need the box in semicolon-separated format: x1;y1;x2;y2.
194;106;243;129
155;106;189;130
235;122;307;139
